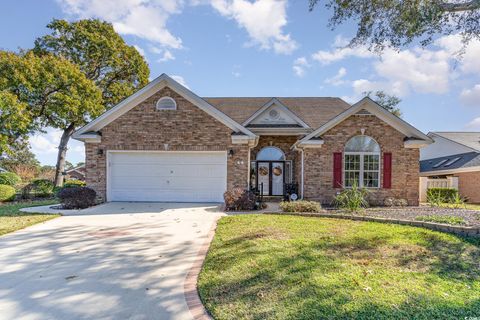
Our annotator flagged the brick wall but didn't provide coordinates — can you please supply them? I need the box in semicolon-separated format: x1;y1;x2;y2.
85;87;248;201
303;115;420;205
455;171;480;203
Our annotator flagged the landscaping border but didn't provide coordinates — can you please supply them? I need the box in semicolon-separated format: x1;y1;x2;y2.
183;218;218;320
265;212;480;237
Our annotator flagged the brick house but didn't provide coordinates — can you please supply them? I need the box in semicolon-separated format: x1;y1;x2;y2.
420;132;480;203
73;74;432;205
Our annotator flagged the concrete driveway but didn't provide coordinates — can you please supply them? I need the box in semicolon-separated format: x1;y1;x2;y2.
0;202;224;320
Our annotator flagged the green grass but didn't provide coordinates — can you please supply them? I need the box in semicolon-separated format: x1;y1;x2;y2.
437;203;480;211
199;215;480;320
415;215;467;225
0;200;59;236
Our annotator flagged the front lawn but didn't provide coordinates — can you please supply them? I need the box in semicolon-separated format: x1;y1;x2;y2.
0;200;59;236
199;215;480;319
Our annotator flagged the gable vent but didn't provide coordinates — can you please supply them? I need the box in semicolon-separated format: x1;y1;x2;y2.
355;109;372;116
156;97;177;110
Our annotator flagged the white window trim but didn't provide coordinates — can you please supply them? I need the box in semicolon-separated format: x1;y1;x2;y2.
343;151;381;189
156;96;177;110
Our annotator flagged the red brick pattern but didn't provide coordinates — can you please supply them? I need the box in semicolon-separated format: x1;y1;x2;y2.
455;171;480;203
85;87;249;201
303;115;420;205
183;218;219;320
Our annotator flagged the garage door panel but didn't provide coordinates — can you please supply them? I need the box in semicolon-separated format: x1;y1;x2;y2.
108;152;227;202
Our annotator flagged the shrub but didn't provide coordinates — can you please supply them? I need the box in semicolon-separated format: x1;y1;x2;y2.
333;183;369;212
449;192;467;209
280;200;321;213
0;172;21;186
63;179;86;188
57;187;97;209
415;215;466;225
0;184;16;202
224;188;256;211
31;179;55;197
426;188;458;204
394;198;408;207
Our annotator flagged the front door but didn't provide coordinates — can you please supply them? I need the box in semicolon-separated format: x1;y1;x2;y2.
256;161;284;196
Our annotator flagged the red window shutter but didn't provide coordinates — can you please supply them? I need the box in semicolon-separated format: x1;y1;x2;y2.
383;152;392;189
333;152;343;188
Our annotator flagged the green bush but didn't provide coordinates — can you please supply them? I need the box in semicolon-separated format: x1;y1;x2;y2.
0;172;21;186
280;200;322;213
63;179;86;188
333;183;369;212
426;188;458;204
31;179;55;197
0;184;16;202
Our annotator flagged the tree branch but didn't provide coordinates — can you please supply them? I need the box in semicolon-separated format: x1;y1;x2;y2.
438;0;480;12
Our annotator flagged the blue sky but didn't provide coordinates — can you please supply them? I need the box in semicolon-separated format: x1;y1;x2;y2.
1;0;480;166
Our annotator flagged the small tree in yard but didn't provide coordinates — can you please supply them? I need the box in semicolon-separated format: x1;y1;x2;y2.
0;51;103;187
32;19;150;186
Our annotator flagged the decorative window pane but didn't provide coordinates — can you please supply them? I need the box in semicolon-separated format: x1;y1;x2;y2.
256;147;285;161
363;171;379;188
345;171;360;187
156;97;177;110
345;136;380;153
344;136;381;188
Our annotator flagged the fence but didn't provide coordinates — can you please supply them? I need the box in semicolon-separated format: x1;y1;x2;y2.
419;177;458;202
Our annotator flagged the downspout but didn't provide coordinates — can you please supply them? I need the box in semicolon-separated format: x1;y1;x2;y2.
247;136;259;190
292;142;305;200
300;148;304;199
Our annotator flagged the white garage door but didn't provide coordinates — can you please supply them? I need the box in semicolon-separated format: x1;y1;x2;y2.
108;151;227;202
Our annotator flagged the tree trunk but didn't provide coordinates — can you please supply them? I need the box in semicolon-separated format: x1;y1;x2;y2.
54;123;76;187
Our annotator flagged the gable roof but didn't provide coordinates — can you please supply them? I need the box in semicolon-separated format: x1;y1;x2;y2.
420;151;480;174
297;97;433;146
242;98;310;128
429;132;480;152
205;97;350;129
73;74;255;141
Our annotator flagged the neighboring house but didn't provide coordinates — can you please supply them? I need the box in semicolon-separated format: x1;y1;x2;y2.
73;74;432;205
420;132;480;203
66;165;86;181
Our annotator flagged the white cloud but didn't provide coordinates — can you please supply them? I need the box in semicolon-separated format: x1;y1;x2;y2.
57;0;183;49
325;67;347;86
372;48;450;96
460;84;480;106
29;128;85;165
311;35;375;65
466;117;480;130
133;45;145;56
170;75;189;89
435;35;480;75
157;50;175;62
292;57;309;77
210;0;297;54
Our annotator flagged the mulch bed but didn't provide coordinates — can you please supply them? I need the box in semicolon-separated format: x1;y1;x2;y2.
325;206;480;227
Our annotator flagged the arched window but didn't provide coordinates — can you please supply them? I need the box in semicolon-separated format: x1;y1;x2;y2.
156;97;177;110
344;136;380;188
256;146;285;161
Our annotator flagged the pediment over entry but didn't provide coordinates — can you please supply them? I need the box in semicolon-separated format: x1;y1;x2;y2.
243;98;310;129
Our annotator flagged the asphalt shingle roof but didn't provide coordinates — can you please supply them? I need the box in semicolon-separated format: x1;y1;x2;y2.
420;151;480;173
204;97;351;129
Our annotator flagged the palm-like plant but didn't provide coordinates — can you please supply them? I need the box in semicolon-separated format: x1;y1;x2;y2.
333;182;369;212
